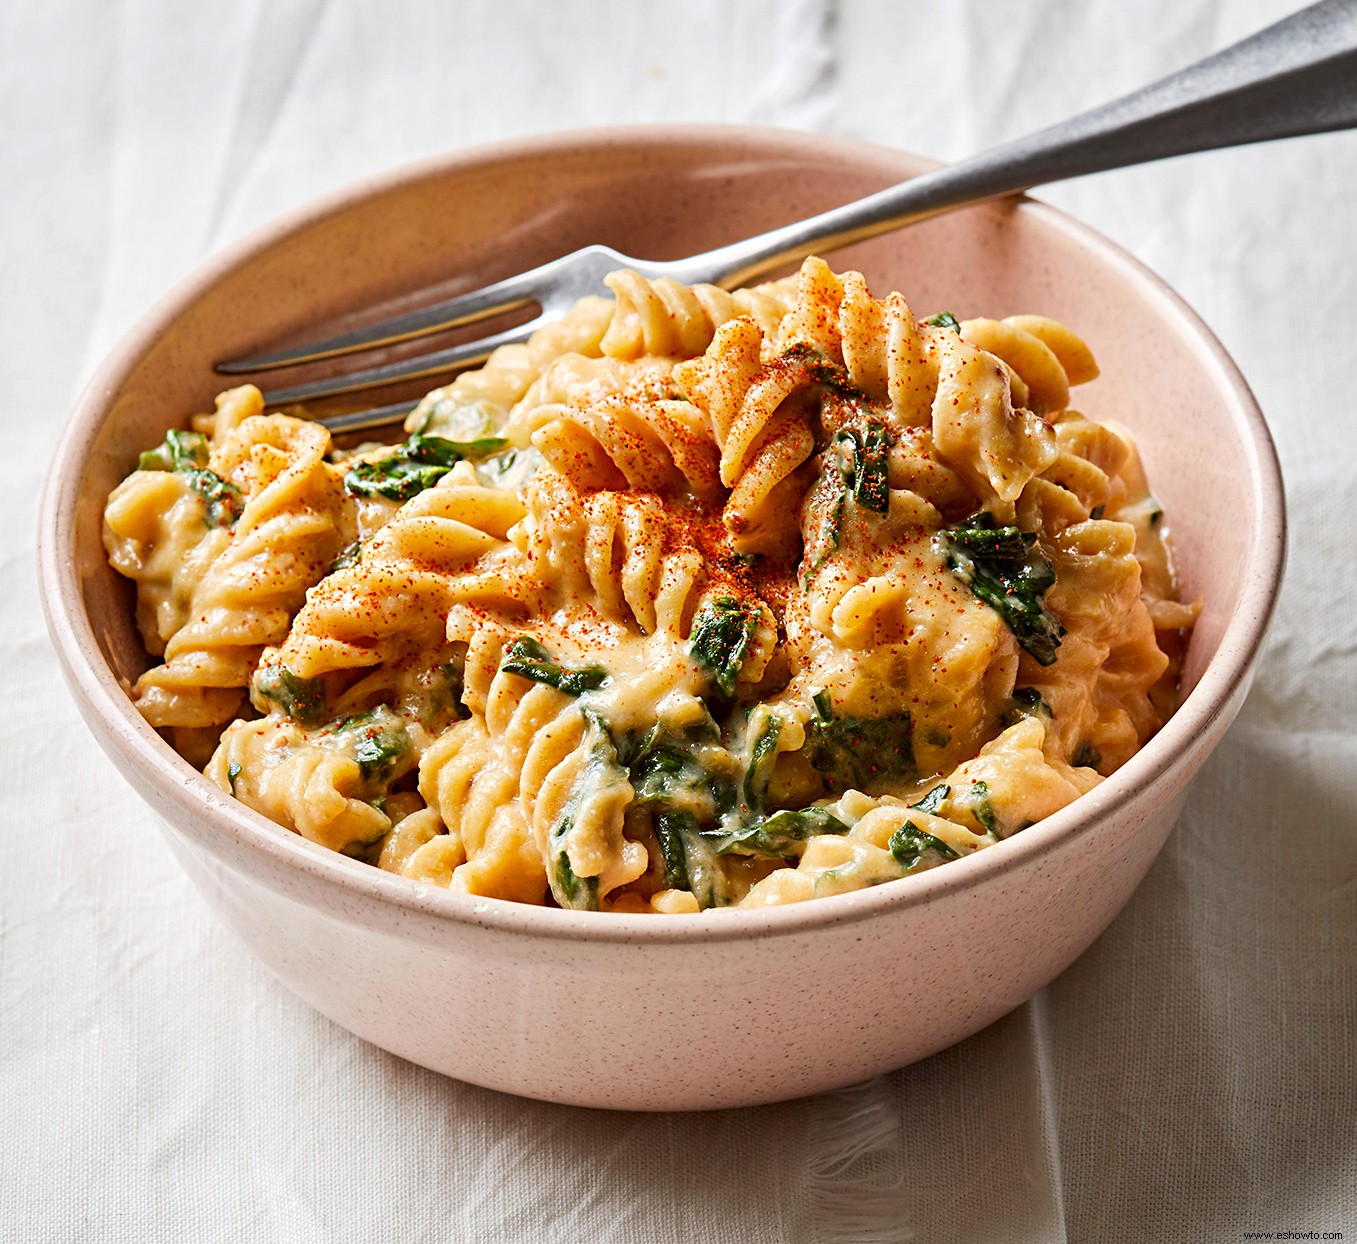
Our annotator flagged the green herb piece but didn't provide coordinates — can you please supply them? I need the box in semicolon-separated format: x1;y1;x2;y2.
420;659;468;730
137;428;243;528
966;780;999;836
805;488;846;584
626;719;738;827
888;820;961;871
654;809;699;891
780;342;858;396
621;713;735;909
910;783;950;815
500;636;608;697
1004;687;1053;727
554;841;600;911
833;420;892;515
854;422;891;512
1149;508;1163;529
806;693;915;793
343;433;508;501
253;666;326;723
652;809;727;906
1072;742;1102;769
1010;687;1051;718
926;311;962;333
544;710;629;911
139;428;208;473
742;715;783;813
226;760;241;793
1089;504;1106;520
942;512;1065;666
331;541;361;572
190;470;245;528
334;706;411;785
689;597;760;697
704;806;849;858
475;445;541;492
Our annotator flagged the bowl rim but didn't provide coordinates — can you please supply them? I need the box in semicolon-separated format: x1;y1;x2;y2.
38;123;1286;947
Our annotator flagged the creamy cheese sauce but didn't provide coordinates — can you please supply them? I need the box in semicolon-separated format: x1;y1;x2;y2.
104;258;1197;910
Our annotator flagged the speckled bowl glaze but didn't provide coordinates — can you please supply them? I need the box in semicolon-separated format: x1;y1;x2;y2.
39;127;1283;1110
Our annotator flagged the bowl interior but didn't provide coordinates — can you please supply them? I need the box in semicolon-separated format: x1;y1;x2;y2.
48;127;1280;905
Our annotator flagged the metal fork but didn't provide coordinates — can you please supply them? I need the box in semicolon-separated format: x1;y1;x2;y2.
220;0;1357;434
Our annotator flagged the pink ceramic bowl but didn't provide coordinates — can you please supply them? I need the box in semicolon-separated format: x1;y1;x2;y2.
38;127;1283;1110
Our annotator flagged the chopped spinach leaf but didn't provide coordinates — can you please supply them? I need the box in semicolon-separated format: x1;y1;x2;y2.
1004;687;1053;727
343;433;508;501
742;715;783;813
966;780;999;836
226;760;241;793
805;487;846;582
420;659;468;729
854;421;891;512
780;342;858;396
500;636;608;696
689;597;760;697
253;666;325;723
1072;742;1102;769
137;428;242;528
834;420;892;515
189;470;245;528
331;541;361;572
139;428;208;473
1010;687;1051;717
652;809;727;906
554;842;600;911
926;311;962;333
334;707;410;784
910;783;950;815
654;809;699;891
704;806;848;858
625;714;738;827
805;693;915;793
544;711;628;911
942;512;1065;666
888;820;961;871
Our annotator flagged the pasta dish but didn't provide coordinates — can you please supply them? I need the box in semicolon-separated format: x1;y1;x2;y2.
103;258;1196;912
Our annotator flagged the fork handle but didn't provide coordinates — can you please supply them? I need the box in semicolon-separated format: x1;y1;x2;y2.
669;0;1357;289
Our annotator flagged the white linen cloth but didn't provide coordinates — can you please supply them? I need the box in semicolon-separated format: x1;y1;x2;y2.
4;1;1354;1239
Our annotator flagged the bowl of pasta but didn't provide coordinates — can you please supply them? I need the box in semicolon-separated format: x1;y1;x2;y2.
39;126;1283;1109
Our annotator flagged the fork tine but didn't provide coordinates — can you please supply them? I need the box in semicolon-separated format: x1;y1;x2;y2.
314;399;421;435
258;315;549;405
217;266;547;374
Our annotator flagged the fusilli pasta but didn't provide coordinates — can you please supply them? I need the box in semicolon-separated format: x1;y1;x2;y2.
105;257;1197;912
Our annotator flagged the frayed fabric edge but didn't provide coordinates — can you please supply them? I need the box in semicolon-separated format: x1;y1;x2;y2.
807;1076;914;1244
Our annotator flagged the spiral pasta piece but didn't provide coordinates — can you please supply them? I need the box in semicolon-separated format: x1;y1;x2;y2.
267;463;529;684
674;317;819;554
599;269;797;360
207;717;392;854
131;415;346;729
531;394;723;500
103;471;234;657
416;682;559;903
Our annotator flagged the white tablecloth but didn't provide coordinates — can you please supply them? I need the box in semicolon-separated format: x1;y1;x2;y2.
6;2;1354;1240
